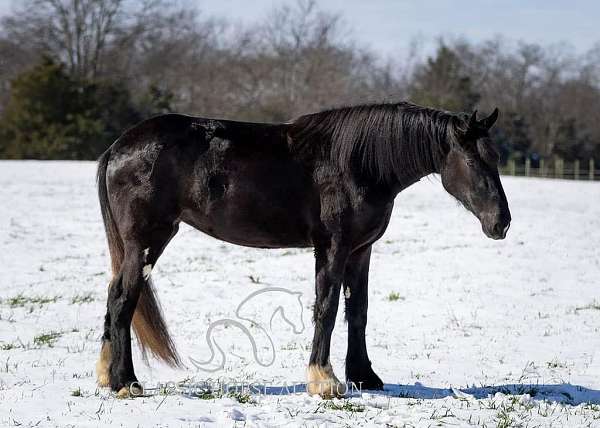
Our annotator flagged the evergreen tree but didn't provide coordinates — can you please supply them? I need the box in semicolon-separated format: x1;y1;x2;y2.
553;117;590;161
490;112;533;164
410;44;480;112
0;58;143;159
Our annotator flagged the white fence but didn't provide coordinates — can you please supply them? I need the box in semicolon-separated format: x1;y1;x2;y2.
501;158;598;180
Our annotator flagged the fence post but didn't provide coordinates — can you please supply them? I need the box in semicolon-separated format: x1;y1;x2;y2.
554;157;559;178
540;159;545;178
591;159;595;181
509;159;516;176
560;158;564;179
525;158;531;177
574;160;580;180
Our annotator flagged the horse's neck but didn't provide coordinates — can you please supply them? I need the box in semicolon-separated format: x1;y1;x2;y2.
392;152;439;193
363;116;445;194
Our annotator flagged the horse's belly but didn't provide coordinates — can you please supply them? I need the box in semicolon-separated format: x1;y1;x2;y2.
181;160;316;248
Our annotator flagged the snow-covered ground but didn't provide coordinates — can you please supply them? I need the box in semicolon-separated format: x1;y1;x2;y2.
1;160;600;427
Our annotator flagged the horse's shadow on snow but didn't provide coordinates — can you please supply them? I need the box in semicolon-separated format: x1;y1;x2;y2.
260;382;600;405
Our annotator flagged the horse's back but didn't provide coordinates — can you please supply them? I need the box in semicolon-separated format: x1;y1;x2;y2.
105;113;318;248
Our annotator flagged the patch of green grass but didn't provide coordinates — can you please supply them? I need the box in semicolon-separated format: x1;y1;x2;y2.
495;408;517;428
195;390;220;400
228;391;255;404
71;387;82;397
33;331;63;347
71;293;95;305
387;291;404;302
0;343;15;350
320;400;365;413
2;294;60;308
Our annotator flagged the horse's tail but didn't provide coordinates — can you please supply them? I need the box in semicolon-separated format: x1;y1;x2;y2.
97;148;180;367
97;150;123;276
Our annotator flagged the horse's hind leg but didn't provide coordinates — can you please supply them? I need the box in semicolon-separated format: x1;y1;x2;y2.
343;245;383;390
106;223;178;397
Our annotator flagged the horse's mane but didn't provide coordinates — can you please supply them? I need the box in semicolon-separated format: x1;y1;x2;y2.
289;102;466;183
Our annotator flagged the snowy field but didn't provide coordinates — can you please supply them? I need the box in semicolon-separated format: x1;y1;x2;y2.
1;160;600;427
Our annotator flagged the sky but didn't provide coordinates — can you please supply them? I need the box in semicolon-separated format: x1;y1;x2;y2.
0;0;598;56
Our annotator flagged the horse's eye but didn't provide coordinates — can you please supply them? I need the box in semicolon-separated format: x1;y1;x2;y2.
466;159;475;167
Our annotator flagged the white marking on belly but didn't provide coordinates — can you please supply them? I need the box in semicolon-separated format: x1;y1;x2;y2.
142;264;152;280
344;287;351;299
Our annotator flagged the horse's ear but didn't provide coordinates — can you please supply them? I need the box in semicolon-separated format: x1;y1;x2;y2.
468;110;478;129
464;108;498;141
480;108;499;130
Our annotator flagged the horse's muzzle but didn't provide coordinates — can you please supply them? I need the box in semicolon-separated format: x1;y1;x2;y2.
483;219;510;240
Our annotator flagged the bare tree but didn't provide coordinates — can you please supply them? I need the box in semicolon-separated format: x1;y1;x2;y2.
1;0;127;79
0;0;598;160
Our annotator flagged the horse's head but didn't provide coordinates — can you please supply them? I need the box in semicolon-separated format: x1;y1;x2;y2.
440;108;511;240
269;290;305;335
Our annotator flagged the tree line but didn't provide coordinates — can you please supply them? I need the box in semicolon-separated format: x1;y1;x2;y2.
0;0;598;163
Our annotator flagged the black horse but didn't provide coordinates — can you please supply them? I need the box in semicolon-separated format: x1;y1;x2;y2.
95;102;511;398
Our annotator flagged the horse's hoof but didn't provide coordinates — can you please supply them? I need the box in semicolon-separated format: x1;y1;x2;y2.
346;368;384;391
346;362;383;391
116;387;130;399
348;376;383;391
307;363;347;398
115;384;143;399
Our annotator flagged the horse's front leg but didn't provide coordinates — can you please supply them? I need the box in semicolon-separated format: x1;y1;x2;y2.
307;240;349;398
344;245;384;390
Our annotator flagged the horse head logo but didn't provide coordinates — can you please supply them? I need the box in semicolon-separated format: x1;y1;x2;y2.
189;287;305;372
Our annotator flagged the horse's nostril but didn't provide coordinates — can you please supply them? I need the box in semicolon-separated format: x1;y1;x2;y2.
491;221;510;238
493;222;503;236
